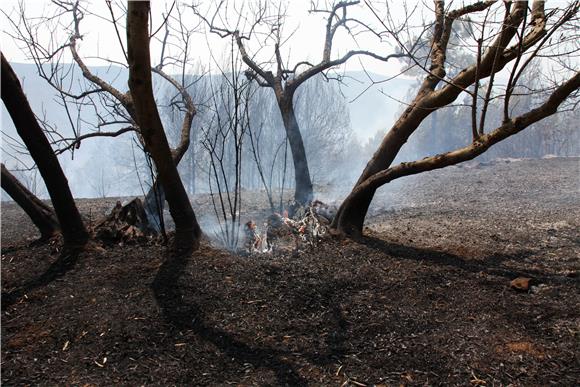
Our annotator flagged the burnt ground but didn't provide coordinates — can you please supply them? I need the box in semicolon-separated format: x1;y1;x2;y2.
1;157;579;386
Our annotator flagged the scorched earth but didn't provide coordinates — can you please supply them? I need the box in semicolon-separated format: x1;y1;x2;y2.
1;157;579;386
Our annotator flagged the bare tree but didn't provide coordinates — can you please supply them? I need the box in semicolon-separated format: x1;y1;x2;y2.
332;0;580;236
126;1;201;253
1;54;88;247
5;0;200;229
200;42;253;250
243;74;353;212
198;0;410;205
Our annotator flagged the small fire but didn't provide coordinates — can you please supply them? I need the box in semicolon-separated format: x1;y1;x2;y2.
244;220;271;254
245;200;334;254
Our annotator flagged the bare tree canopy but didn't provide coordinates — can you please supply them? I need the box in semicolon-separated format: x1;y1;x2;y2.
196;0;415;205
4;0;198;160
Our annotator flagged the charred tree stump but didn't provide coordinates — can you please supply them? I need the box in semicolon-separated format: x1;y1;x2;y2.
94;198;157;244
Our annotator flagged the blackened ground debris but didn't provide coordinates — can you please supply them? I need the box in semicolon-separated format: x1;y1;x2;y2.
2;158;579;386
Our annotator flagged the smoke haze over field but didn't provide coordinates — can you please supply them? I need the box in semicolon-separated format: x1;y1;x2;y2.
0;63;414;198
2;62;578;200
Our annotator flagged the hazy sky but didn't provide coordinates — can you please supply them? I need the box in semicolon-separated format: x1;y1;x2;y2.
2;0;576;76
0;0;416;76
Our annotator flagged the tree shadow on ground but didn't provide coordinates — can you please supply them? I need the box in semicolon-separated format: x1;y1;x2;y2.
361;236;578;287
2;247;81;310
151;248;359;385
150;235;579;385
151;252;309;386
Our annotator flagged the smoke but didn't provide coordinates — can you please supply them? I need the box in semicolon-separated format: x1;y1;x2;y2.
2;64;577;208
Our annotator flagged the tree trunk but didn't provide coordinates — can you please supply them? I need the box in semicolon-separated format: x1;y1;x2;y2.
1;54;89;248
278;97;313;205
140;126;196;234
332;103;430;235
141;137;195;235
332;187;376;238
126;1;201;253
1;164;59;240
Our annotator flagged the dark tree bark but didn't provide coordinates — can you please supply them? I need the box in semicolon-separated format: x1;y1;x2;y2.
1;163;59;240
1;53;88;247
126;1;201;253
278;97;313;205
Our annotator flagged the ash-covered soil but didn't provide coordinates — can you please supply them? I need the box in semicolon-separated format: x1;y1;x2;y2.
2;157;579;386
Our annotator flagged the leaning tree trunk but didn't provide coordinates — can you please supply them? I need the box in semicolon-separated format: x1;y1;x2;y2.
278;97;313;206
1;163;59;240
126;1;201;253
1;54;89;248
332;103;431;235
333;70;580;237
142;106;196;234
142;131;195;234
